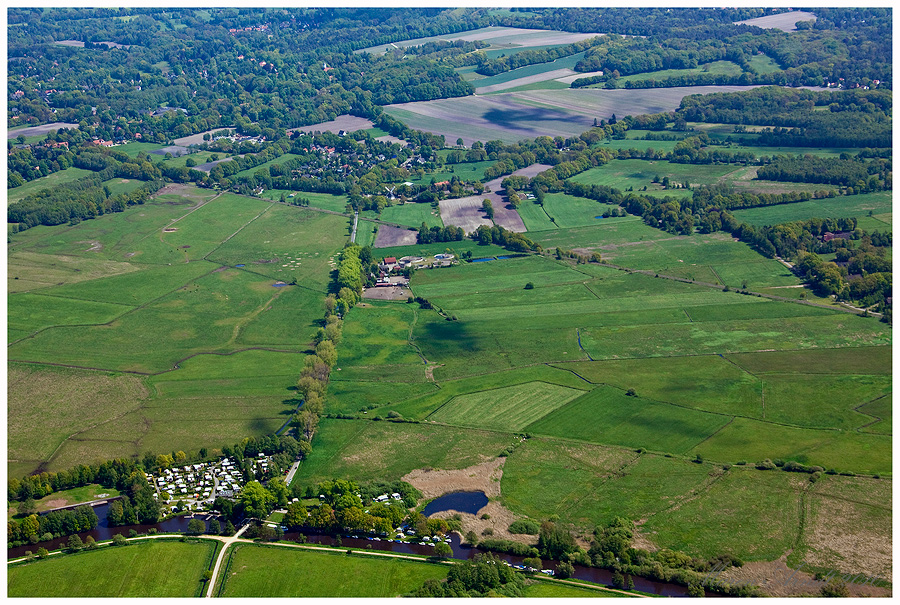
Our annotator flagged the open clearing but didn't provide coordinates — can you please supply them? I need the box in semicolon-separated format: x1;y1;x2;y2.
295;114;375;134
8;539;216;597
735;10;817;31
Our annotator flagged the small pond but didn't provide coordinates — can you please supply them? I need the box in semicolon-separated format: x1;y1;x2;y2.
422;491;489;516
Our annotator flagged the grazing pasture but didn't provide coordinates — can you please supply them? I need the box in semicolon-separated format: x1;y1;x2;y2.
7;363;149;477
691;417;891;474
500;439;711;527
217;544;448;597
526;385;729;454
378;202;444;229
643;468;805;561
8;539;217;598
291;419;516;487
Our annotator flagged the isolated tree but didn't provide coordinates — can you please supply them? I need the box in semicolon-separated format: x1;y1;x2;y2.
223;521;236;536
186;519;206;535
208;519;221;535
433;542;453;558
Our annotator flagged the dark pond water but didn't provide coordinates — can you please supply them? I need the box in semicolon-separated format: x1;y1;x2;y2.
422;491;489;516
234;264;245;267
469;257;495;263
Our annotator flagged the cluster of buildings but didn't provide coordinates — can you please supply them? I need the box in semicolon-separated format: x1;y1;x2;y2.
147;453;275;507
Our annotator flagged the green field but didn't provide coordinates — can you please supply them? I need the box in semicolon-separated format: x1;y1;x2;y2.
230;153;303;178
428;381;587;432
378;202;444;228
600;60;742;86
291;419;517;488
8;483;121;519
569;159;743;197
258;189;350;213
7;167;96;205
526;385;729;454
517;192;626;231
8;539;217;597
354;219;378;246
732;192;892;230
217;544;448;597
642;468;805;561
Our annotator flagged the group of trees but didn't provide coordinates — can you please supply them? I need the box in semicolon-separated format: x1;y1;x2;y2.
411;553;527;597
8;505;99;546
757;155;890;191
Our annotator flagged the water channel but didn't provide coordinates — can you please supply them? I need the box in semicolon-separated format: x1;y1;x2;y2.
9;497;714;597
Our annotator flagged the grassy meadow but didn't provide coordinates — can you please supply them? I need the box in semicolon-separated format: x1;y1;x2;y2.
7;184;348;474
216;544;448;597
8;539;217;597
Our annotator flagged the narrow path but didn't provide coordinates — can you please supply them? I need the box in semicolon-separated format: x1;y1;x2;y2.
206;523;252;597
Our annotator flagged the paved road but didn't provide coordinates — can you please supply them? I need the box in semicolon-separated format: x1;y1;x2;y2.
284;459;301;486
206;523;251;597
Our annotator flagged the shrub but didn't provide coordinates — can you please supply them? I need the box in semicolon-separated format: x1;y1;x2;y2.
556;561;575;579
755;459;776;470
481;528;494;536
508;519;540;535
112;534;127;546
481;513;491;520
524;282;534;289
821;579;850;597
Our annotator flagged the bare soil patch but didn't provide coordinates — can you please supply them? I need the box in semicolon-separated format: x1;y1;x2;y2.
150;145;191;156
374;224;418;248
362;285;412;301
716;555;890;597
439;196;494;234
8;122;79;139
475;68;576;94
404;457;505;499
295;115;374;135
